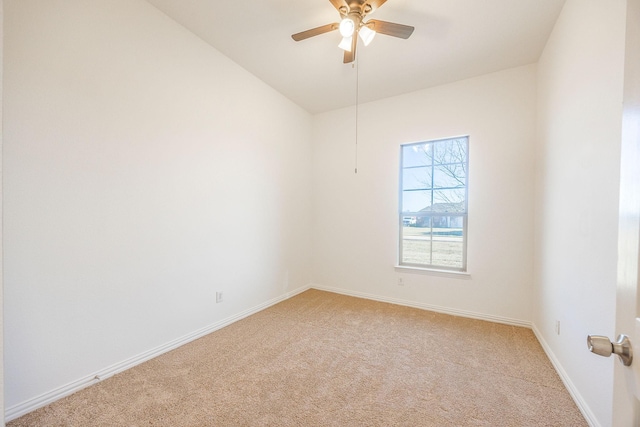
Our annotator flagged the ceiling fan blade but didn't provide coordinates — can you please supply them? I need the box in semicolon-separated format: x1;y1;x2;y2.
367;19;414;39
343;36;357;63
364;0;388;14
292;23;339;41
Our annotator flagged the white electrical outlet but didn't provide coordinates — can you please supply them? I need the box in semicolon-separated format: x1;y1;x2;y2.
216;292;223;303
398;277;404;286
555;320;560;335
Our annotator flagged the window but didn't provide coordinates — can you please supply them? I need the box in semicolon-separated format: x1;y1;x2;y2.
399;136;469;272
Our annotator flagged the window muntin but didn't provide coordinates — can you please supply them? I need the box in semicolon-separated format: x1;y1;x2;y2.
399;137;468;271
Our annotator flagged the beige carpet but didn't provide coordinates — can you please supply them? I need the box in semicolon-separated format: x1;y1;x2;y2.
9;289;587;426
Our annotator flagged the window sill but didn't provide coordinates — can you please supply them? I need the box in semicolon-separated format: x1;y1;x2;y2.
394;265;471;279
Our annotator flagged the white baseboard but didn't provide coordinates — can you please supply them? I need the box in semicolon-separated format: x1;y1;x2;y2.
311;284;531;328
5;284;312;423
531;324;600;427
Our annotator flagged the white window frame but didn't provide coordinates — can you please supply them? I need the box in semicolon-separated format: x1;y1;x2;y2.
398;136;469;272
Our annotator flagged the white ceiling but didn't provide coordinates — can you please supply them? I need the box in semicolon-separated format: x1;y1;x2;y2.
145;0;566;114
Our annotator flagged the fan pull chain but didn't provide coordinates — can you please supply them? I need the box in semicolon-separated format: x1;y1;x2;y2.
354;59;359;174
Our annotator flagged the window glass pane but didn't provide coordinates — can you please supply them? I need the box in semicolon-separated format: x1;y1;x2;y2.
430;215;464;230
402;166;432;190
433;189;465;210
402;190;432;214
402;238;432;265
432;241;464;269
432;138;467;165
415;216;431;228
401;217;432;265
402;143;433;168
433;163;466;189
403;217;432;233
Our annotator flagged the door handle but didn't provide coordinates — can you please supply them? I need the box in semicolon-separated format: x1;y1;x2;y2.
587;334;633;366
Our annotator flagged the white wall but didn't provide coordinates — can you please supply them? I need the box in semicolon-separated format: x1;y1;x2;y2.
312;65;537;324
533;1;626;425
4;0;312;416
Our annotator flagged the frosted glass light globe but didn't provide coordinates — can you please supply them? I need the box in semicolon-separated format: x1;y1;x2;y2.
339;18;355;37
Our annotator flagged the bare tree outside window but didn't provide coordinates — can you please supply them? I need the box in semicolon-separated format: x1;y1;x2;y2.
400;137;468;271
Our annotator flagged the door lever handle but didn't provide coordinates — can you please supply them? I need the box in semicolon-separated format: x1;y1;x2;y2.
587;334;633;366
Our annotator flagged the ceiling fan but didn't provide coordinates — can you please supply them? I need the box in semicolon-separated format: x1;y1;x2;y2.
292;0;415;64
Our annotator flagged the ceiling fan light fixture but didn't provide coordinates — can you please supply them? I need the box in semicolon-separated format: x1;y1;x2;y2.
359;24;376;46
339;18;355;37
290;0;414;64
338;36;353;52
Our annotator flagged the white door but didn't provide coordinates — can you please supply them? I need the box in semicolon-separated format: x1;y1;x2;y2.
611;0;640;425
